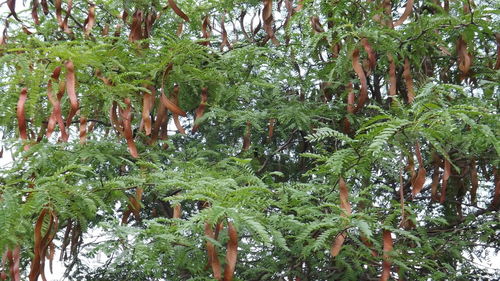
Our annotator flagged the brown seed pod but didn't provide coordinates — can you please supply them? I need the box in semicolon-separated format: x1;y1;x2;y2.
46;66;69;142
220;14;232;50
330;177;351;257
388;55;397;97
380;230;393;281
242;121;251;151
411;142;426;197
32;0;40;25
457;36;472;80
205;222;222;280
65;60;79;128
168;0;190;22
262;0;279;45
7;0;21;21
192;87;208;133
17;88;28;147
402;58;415;103
128;10;143;42
121;98;139;158
360;38;376;71
160;94;186;117
393;0;414;27
440;158;451;203
79;116;87;144
310;16;324;33
170;85;186;134
84;4;96;37
223;222;238;281
142;89;154;136
470;159;478;205
352;49;368;112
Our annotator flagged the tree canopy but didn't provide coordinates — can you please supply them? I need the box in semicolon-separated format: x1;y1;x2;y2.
0;0;499;280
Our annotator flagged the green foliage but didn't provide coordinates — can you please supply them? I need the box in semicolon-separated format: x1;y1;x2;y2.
0;0;499;280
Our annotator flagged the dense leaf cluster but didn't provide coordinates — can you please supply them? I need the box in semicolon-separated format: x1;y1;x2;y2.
0;0;499;280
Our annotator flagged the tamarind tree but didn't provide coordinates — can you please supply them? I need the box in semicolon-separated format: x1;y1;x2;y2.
0;0;499;280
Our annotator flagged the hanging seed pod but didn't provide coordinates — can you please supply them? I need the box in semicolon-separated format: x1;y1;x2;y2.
382;0;394;28
411;142;426;197
457;36;472;80
32;0;40;25
129;10;143;42
430;153;441;201
251;11;261;36
262;0;279;45
492;168;500;209
310;16;324;33
393;0;414;26
388;55;397;98
79;116;87;144
141;89;154;136
295;0;304;12
239;11;251;42
65;60;79;128
220;14;232;50
361;236;377;257
9;246;20;281
223;222;238;281
352;49;368;112
143;12;157;39
150;97;168;143
170;85;186;134
342;83;355;134
110;101;124;135
46;66;69;142
61;0;73;34
331;177;351;257
122;187;143;224
172;204;182;218
192;87;208;133
268;118;276;140
0;20;8;46
360;38;376;71
440;158;451;203
60;220;72;261
47;242;55;274
102;24;110;36
29;209;58;281
283;0;294;39
201;16;211;46
470;159;478;205
399;167;407;225
160;93;186;117
168;0;190;22
131;187;143;221
380;230;393;281
121;98;139;158
242;121;251;151
7;0;21;21
17;88;29;150
176;22;183;37
40;0;49;15
205;222;222;280
403;58;415;103
346;83;355;114
84;3;96;37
